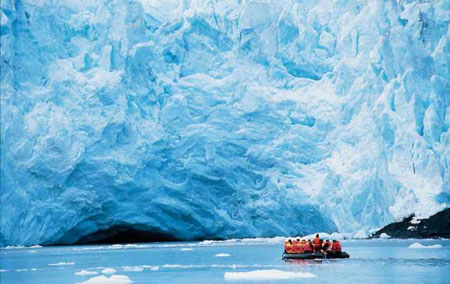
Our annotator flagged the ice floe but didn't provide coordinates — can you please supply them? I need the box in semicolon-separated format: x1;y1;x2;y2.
76;275;132;284
101;268;116;274
215;253;231;257
408;242;442;249
379;233;391;239
75;270;99;276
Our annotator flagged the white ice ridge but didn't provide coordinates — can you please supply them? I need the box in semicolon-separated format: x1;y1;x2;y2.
224;270;316;281
408;242;443;249
1;0;449;246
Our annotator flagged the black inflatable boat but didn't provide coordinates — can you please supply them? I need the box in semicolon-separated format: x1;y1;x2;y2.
282;252;350;260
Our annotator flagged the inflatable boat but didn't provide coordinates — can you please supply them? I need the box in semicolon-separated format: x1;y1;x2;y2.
282;252;350;260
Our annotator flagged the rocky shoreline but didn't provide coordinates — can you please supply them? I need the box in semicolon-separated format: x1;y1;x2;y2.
371;208;450;239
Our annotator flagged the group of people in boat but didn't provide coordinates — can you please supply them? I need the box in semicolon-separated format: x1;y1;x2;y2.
284;234;342;255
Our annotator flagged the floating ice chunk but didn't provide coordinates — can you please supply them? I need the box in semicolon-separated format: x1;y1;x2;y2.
122;266;143;272
75;270;99;276
407;226;416;231
215;253;231;257
29;245;42;248
101;268;116;274
181;248;194;251
408;242;442;249
379;233;390;239
76;275;133;284
0;269;8;272
141;265;159;271
162;264;186;269
4;246;25;249
224;270;316;281
48;262;75;266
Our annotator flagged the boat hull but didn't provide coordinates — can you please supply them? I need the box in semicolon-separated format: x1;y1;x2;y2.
282;252;350;260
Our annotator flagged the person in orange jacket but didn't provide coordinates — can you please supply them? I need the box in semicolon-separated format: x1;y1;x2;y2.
313;234;322;252
321;240;331;254
332;240;342;255
292;239;300;253
298;239;305;254
304;239;313;253
284;239;293;254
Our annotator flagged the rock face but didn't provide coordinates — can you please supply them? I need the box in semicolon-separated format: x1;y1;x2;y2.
1;0;449;246
372;208;450;239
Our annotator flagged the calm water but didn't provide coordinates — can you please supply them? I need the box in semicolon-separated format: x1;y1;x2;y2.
1;239;449;283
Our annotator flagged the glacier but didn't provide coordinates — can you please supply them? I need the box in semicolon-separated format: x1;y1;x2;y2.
0;0;449;246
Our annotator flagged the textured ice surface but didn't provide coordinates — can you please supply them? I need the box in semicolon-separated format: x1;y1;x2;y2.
1;0;449;246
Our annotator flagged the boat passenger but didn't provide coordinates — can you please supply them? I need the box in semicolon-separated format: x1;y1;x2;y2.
292;239;301;253
304;240;313;253
284;239;293;254
321;240;330;253
299;239;306;254
332;240;342;255
313;234;322;252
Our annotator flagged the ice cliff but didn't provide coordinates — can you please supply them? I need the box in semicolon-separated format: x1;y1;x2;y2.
1;0;449;246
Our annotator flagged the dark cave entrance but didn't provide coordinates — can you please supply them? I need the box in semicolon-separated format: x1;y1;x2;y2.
53;225;180;245
76;225;179;244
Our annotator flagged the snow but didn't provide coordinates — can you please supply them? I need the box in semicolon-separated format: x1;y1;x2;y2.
181;248;194;251
379;233;391;239
408;242;443;249
1;0;449;246
224;270;316;281
75;270;99;276
76;275;133;284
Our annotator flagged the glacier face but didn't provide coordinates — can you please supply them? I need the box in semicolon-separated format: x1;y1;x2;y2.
1;0;449;246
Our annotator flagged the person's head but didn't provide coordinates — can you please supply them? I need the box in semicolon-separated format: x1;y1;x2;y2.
288;239;292;244
332;240;336;243
316;234;319;238
326;239;330;242
297;238;300;242
307;239;311;242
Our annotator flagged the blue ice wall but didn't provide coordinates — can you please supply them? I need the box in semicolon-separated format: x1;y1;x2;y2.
1;0;449;245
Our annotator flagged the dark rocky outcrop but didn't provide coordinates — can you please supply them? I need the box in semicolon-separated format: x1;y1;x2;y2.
371;208;450;239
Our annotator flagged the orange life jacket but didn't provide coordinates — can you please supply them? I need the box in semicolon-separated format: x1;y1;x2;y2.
292;241;301;253
313;237;321;248
304;242;313;252
333;241;342;252
285;242;293;253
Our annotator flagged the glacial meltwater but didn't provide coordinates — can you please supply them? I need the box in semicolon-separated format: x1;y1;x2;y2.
1;239;449;284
